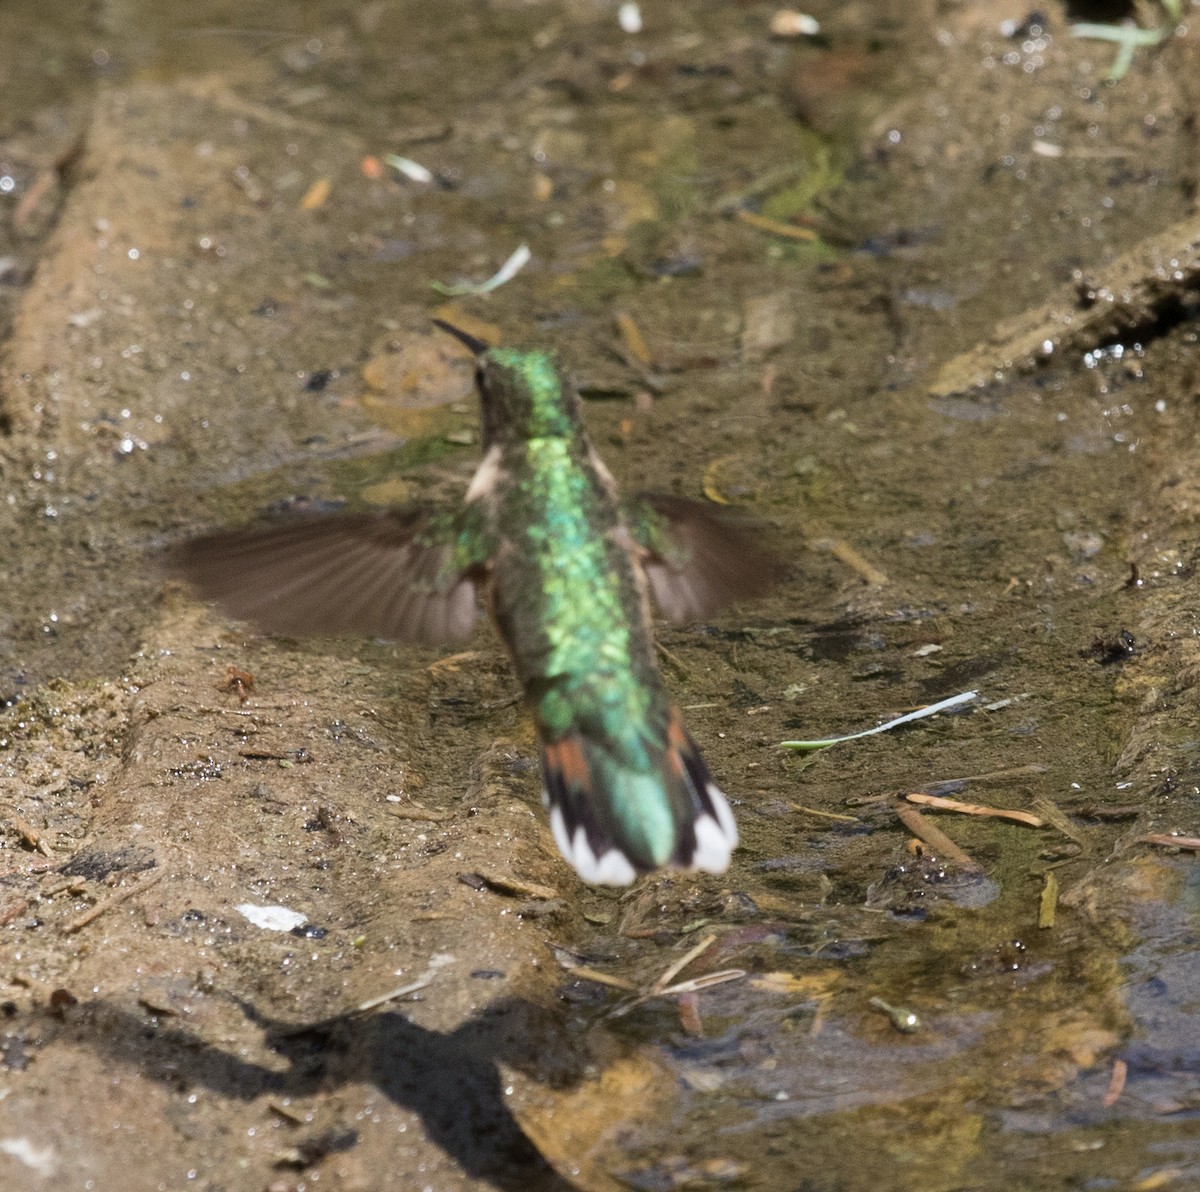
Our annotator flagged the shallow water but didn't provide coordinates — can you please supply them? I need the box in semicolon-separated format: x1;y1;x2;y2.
2;2;1200;1189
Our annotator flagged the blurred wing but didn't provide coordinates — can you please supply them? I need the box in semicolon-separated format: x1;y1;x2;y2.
624;494;776;623
167;507;487;645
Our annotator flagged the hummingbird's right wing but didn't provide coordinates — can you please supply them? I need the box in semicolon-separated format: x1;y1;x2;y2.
167;506;490;645
623;494;776;623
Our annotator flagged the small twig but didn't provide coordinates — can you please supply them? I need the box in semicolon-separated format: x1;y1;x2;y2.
237;750;313;763
0;860;58;881
270;971;439;1040
426;650;486;676
735;210;818;241
0;803;57;858
350;952;458;1017
817;538;890;586
651;932;717;995
267;1100;307;1125
60;869;165;934
567;966;639;992
791;804;860;823
471;869;558;901
386;804;455;823
1137;833;1200;851
274;955;450;1035
654;640;689;677
193;703;300;715
654;969;745;998
905;792;1044;827
595;932;749;1019
893;801;983;874
1102;1058;1128;1108
351;977;435;1015
610;967;745;1017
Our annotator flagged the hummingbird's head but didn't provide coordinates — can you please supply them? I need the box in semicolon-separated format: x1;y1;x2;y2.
433;320;581;446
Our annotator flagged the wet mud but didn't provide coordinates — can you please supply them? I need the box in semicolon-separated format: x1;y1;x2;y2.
3;2;1200;1189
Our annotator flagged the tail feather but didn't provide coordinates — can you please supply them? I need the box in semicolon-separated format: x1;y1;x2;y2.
541;708;738;886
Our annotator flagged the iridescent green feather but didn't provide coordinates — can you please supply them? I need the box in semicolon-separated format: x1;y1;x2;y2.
482;353;686;863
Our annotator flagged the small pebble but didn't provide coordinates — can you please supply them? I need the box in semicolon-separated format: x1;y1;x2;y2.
769;10;820;37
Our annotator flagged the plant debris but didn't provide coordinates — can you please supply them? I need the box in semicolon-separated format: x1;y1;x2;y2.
930;210;1200;396
868;996;921;1034
905;792;1045;828
782;690;977;752
431;243;531;296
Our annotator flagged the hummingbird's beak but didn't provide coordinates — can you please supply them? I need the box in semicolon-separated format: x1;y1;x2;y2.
432;319;491;357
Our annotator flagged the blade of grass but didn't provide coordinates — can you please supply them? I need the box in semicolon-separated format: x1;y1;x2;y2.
781;690;978;752
431;243;531;296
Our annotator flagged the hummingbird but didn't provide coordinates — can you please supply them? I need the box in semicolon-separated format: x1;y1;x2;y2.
170;322;774;885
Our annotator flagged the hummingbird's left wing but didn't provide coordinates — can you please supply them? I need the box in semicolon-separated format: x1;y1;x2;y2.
167;506;490;645
623;494;776;623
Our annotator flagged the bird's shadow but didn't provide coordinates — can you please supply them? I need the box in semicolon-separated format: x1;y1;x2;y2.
38;992;588;1190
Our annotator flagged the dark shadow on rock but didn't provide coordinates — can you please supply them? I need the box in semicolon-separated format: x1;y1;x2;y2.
33;995;585;1191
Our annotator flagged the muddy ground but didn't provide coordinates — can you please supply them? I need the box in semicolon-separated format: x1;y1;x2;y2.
3;2;1200;1189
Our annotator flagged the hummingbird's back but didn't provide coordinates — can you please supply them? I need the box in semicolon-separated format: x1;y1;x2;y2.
489;431;662;725
482;402;735;885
